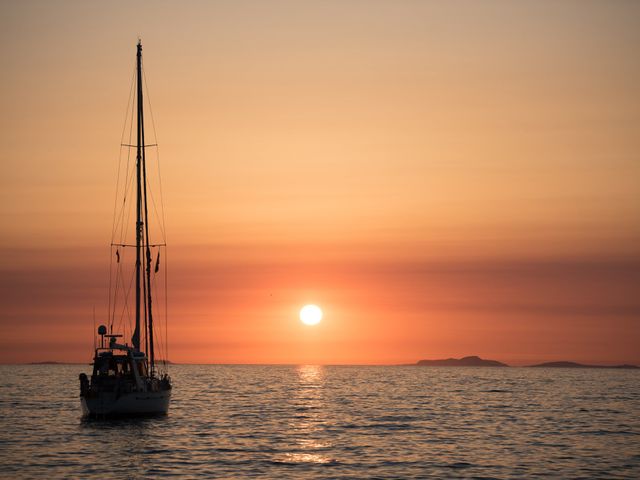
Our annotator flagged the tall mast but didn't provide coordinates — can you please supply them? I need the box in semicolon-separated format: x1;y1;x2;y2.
132;41;143;352
141;66;156;375
131;40;156;372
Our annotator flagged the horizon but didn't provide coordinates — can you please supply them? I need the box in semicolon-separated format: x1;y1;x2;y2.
7;355;639;368
1;1;639;365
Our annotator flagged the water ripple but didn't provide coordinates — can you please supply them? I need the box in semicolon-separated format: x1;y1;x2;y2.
0;364;638;478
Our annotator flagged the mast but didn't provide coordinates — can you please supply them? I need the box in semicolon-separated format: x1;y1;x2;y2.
141;68;156;376
132;41;143;352
129;40;156;373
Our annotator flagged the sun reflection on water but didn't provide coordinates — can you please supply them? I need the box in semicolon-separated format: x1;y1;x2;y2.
278;365;335;464
282;452;334;464
297;364;324;384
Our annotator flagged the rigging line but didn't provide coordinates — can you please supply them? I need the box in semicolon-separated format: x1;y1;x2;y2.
110;246;124;330
152;251;168;371
111;248;127;331
110;258;120;331
142;65;159;146
143;147;166;240
108;249;114;333
112;248;129;332
121;81;137;242
142;58;169;370
112;150;132;243
147;249;163;367
116;263;136;340
108;246;115;333
109;63;136;328
143;253;149;359
110;147;125;243
119;64;137;144
110;255;120;332
147;169;167;241
162;296;168;369
111;77;136;244
144;251;162;355
140;55;158;372
151;266;164;366
112;96;138;246
112;167;133;248
152;258;168;365
111;67;136;241
164;247;169;366
143;67;168;244
112;154;133;244
154;148;168;243
115;68;138;245
117;160;138;246
140;147;164;239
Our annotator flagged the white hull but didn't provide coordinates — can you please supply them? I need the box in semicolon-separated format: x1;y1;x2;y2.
81;390;171;416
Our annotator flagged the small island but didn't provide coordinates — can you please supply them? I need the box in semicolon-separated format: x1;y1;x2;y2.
529;361;638;369
415;355;508;367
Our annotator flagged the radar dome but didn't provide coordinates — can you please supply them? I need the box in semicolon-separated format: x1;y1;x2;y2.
97;325;107;335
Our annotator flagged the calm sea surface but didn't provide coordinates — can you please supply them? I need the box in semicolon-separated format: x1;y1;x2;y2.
0;364;638;479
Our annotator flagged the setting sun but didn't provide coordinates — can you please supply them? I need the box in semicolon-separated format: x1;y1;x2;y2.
299;304;323;326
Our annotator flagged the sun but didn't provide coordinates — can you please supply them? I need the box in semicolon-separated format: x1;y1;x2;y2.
299;304;323;326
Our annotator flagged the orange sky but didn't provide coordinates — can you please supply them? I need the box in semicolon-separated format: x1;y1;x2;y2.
1;1;639;365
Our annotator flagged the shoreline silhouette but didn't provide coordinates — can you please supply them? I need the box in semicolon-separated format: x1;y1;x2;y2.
15;358;640;369
414;355;508;367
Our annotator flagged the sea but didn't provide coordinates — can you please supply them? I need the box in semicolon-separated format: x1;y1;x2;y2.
0;364;638;479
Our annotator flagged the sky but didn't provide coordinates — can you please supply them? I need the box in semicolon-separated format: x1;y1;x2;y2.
1;0;639;365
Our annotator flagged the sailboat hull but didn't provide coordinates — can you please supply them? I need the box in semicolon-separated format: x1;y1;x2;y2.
81;390;171;417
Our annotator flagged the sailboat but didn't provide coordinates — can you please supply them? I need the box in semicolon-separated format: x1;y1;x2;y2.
79;41;172;416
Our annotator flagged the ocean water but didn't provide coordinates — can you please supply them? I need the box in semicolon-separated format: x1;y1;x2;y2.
0;365;638;479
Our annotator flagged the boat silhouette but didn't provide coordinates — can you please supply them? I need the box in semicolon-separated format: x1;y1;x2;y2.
79;41;172;416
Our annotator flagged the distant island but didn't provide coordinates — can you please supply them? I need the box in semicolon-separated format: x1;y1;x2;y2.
411;357;638;369
415;356;508;367
529;361;638;369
